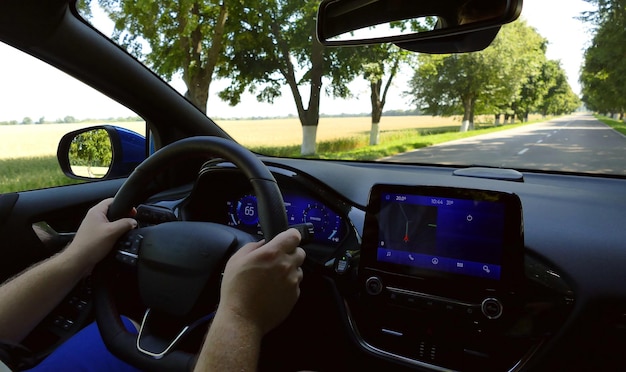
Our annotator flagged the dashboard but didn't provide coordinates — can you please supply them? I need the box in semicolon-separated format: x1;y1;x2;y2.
139;158;600;372
10;154;626;372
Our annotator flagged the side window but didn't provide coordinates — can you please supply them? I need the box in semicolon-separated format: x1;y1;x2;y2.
0;43;146;193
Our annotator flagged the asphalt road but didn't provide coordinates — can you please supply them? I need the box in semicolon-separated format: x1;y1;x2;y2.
384;113;626;176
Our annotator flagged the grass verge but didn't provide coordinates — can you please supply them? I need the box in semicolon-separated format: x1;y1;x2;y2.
596;115;626;136
251;120;542;161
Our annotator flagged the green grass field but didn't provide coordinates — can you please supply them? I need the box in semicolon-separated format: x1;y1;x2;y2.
0;156;83;193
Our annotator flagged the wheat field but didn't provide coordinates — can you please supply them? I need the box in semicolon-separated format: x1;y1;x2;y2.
0;115;482;159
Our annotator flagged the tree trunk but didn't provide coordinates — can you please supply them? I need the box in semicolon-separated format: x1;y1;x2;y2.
181;2;228;114
301;125;318;155
298;34;324;156
460;95;475;132
494;114;501;126
370;123;380;146
368;58;396;146
184;87;210;114
271;21;323;156
370;79;383;145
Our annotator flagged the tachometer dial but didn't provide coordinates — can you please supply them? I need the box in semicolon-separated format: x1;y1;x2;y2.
303;203;343;243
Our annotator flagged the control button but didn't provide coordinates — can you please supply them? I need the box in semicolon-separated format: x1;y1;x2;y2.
129;234;143;254
421;297;441;311
335;259;348;272
463;305;480;317
442;302;457;313
388;292;401;304
405;295;420;308
116;251;138;266
365;276;383;295
481;298;503;319
68;296;89;311
52;316;74;330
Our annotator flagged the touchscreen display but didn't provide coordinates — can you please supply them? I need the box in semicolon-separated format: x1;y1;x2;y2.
364;185;522;281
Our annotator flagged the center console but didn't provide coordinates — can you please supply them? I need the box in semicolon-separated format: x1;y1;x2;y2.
349;184;532;371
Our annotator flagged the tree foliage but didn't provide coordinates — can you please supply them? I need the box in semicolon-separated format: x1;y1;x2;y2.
580;0;626;116
216;0;363;155
96;0;230;114
407;20;576;131
69;129;112;168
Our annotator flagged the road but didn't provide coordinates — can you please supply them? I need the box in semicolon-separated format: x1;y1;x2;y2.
384;113;626;176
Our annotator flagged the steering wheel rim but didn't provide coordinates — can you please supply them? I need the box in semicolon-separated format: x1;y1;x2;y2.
94;136;288;371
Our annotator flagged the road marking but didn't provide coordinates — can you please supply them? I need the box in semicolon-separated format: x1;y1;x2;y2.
518;148;529;155
537;139;543;143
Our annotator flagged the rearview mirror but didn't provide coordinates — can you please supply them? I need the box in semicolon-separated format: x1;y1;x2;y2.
317;0;522;52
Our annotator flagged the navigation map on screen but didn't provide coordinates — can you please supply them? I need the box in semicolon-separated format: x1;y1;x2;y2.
376;191;505;280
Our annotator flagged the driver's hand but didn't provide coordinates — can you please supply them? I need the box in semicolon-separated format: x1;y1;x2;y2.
63;198;137;274
218;228;305;335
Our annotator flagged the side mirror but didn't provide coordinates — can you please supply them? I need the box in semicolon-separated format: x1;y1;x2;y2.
317;0;523;53
57;125;146;180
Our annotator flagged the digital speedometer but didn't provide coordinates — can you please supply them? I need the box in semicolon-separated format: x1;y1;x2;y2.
227;194;259;227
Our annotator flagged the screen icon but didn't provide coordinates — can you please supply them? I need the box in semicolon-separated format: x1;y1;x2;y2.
483;265;491;274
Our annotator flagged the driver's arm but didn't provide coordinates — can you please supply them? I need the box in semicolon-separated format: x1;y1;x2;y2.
0;198;136;343
193;228;305;371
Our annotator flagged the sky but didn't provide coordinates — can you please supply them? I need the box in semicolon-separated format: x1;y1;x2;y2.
0;0;596;122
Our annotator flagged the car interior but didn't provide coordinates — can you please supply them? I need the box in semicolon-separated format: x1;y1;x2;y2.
1;0;626;371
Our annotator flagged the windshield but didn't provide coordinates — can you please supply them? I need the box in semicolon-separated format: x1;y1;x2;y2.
4;0;625;177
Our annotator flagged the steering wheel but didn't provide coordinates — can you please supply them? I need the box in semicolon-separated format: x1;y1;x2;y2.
93;136;288;371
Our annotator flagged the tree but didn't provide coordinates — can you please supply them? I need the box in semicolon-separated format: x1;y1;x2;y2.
512;59;580;121
358;17;433;145
21;117;32;124
97;0;230;114
580;0;626;117
407;20;547;131
69;129;112;177
217;0;362;155
538;61;580;116
361;45;412;145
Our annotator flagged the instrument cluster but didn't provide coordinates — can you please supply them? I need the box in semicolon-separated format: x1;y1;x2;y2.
226;191;346;246
182;166;353;254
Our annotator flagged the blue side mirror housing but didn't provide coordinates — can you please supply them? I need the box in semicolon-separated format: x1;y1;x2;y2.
57;125;147;180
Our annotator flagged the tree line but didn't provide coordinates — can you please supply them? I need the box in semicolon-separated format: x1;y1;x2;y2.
88;0;581;154
580;0;626;119
408;20;580;132
0;116;143;126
